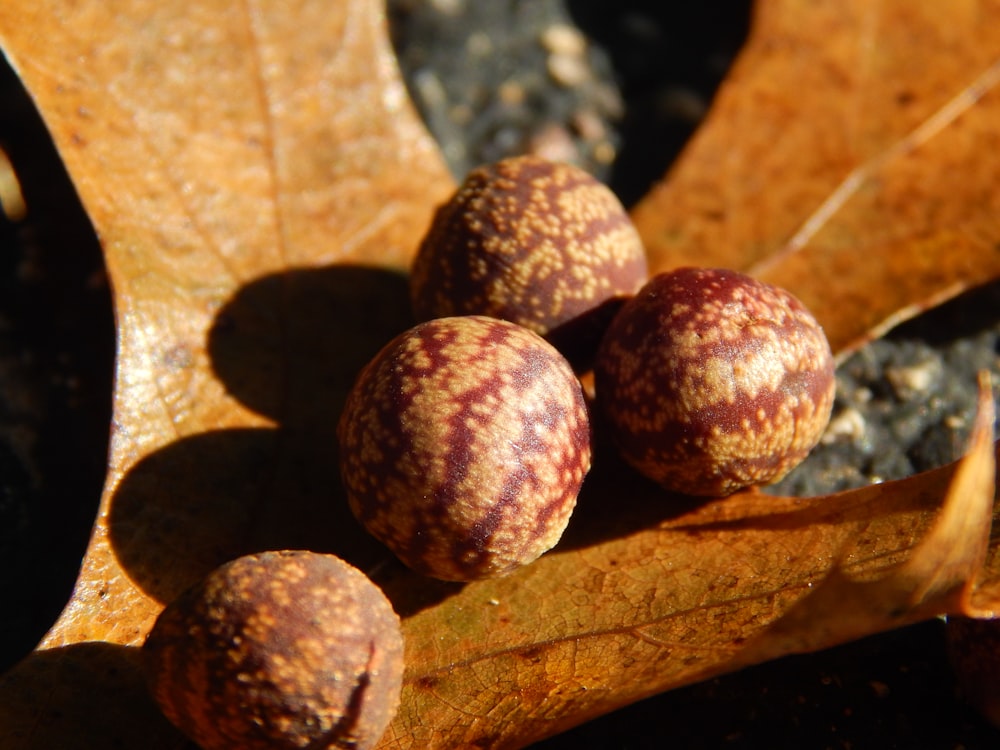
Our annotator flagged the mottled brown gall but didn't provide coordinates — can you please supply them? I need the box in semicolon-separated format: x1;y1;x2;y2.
595;267;835;496
143;550;404;750
338;315;592;581
409;155;648;352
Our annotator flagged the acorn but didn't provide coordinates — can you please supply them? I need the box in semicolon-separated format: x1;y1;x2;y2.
143;550;404;750
338;315;592;581
409;155;648;363
594;267;835;497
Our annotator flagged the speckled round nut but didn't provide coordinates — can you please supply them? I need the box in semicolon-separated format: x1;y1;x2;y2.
595;267;835;497
338;315;592;581
143;550;404;750
409;155;649;342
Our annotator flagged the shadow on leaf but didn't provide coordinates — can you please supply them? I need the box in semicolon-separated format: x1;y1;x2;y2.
110;264;461;616
208;264;414;422
0;642;184;750
554;441;706;552
108;427;384;604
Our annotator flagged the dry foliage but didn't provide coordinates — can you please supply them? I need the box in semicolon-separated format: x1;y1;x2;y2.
0;1;999;748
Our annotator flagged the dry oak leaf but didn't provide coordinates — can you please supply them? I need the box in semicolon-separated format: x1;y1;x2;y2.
377;377;997;748
632;0;1000;357
0;0;998;749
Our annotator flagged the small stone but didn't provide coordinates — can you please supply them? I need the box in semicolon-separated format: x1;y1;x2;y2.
547;52;591;87
540;24;588;57
885;358;941;399
571;108;608;142
527;122;580;164
429;0;463;15
820;406;866;445
497;79;526;106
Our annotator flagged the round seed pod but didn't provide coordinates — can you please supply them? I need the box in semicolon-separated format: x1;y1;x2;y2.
338;315;592;581
595;267;835;497
143;550;404;750
409;155;648;354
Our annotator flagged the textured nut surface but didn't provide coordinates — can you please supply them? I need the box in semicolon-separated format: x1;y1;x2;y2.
595;267;835;496
143;550;404;750
338;315;592;581
409;155;648;340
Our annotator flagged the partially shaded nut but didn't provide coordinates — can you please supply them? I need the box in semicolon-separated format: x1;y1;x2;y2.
338;315;592;581
409;155;648;349
143;550;403;750
595;267;835;496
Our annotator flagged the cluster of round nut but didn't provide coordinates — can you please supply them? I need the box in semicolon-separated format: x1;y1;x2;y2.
339;156;655;585
144;155;836;750
339;154;835;581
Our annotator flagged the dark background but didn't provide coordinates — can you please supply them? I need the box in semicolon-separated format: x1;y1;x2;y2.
1;1;999;747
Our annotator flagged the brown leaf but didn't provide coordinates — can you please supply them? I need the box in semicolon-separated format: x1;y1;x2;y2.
0;0;454;649
371;373;997;747
941;374;1000;731
0;1;998;749
737;372;997;664
631;0;1000;357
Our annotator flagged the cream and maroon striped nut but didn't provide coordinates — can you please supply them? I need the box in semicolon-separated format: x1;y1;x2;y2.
595;267;835;497
409;155;648;348
143;550;404;750
338;315;592;581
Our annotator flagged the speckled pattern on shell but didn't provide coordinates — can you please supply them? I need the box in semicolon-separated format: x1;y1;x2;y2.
409;155;648;340
595;267;835;497
143;551;404;750
338;315;592;581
